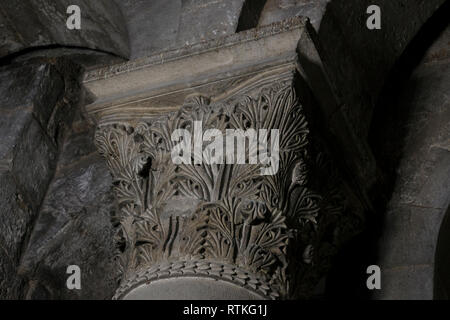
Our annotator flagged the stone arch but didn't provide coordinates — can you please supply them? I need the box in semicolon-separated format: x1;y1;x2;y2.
366;2;450;299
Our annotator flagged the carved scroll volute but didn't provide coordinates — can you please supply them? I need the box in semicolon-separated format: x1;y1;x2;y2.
94;83;363;299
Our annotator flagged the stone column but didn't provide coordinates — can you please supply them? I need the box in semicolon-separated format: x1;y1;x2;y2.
83;17;367;300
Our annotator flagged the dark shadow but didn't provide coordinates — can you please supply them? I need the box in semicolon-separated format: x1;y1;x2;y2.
435;206;450;299
236;0;268;32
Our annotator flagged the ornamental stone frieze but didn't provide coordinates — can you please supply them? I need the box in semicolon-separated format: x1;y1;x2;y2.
82;17;370;300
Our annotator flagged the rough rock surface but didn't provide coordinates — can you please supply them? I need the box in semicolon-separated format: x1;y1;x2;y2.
0;0;129;59
0;62;67;299
19;113;118;299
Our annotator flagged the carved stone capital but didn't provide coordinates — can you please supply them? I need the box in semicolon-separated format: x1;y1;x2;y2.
84;17;366;299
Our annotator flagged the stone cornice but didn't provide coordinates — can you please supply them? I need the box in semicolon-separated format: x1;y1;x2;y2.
82;17;309;125
83;17;308;83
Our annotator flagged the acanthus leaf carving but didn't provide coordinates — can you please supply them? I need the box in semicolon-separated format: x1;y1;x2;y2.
95;83;363;299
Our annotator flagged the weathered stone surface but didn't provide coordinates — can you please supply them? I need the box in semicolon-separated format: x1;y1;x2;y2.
392;147;450;209
118;0;247;59
176;0;245;46
0;242;24;299
0;60;78;299
19;118;118;299
375;53;450;210
0;64;60;112
0;111;32;170
117;0;181;59
378;206;445;269
56;121;99;168
0;63;64;299
0;63;64;207
0;172;31;299
0;63;63;150
375;265;434;300
11;119;58;210
0;0;129;59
